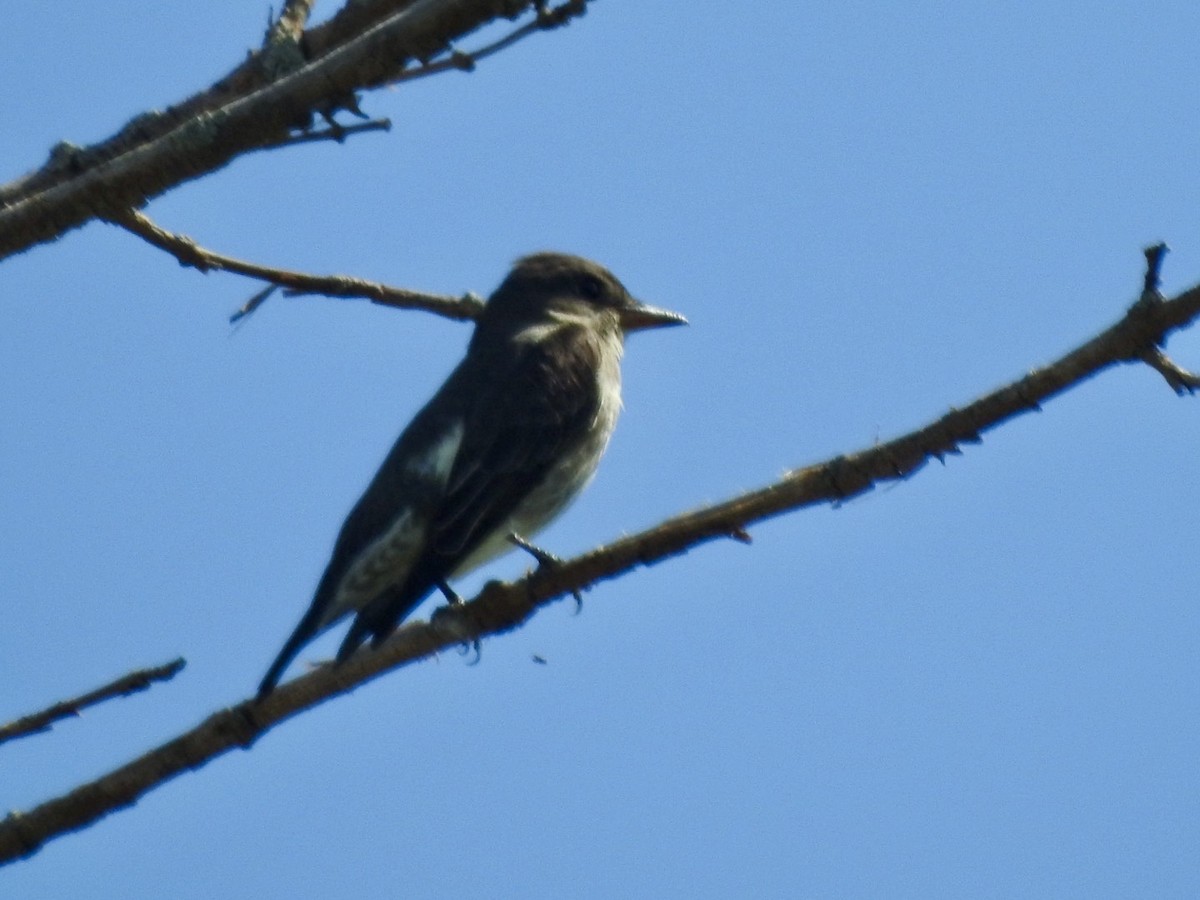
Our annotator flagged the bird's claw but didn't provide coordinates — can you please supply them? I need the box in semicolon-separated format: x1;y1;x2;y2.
431;596;483;664
458;638;482;665
436;579;464;605
507;533;584;613
506;532;562;567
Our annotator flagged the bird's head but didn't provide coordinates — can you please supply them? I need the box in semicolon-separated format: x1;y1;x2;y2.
478;252;687;336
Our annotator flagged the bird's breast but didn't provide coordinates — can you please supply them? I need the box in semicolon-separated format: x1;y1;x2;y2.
513;341;622;530
452;346;623;575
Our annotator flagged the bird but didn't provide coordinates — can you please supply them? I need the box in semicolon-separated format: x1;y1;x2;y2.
257;252;686;697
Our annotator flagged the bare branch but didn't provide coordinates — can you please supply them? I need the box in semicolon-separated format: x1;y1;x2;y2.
0;659;186;748
3;268;1197;865
0;0;590;262
107;209;484;322
0;0;410;209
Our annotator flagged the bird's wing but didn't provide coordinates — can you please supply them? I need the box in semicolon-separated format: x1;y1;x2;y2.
257;387;467;697
434;323;603;562
344;324;604;645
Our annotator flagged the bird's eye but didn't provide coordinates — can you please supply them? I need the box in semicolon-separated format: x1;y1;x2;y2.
578;274;604;300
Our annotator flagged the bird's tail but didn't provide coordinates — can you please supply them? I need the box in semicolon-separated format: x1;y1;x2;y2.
335;616;373;664
333;578;439;664
257;601;335;699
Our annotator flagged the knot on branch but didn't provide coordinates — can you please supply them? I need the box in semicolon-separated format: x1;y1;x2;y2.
449;50;476;72
0;811;40;860
536;0;588;29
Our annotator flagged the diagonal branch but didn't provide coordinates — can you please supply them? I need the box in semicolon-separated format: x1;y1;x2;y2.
2;260;1197;865
0;0;417;211
0;0;590;262
108;208;484;322
0;659;186;747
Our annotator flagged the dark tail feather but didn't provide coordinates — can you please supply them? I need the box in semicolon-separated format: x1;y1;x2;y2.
257;603;331;699
334;580;435;665
335;614;373;664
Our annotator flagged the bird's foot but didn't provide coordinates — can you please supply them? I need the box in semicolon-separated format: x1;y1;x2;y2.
507;532;584;614
433;580;481;663
458;639;482;665
436;579;464;605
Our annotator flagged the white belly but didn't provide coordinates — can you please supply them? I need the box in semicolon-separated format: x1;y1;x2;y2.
452;350;622;576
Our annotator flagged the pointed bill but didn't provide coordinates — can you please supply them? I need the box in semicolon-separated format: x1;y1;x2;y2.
618;300;688;332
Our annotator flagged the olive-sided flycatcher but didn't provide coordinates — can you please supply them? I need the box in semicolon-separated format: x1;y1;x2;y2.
257;253;686;696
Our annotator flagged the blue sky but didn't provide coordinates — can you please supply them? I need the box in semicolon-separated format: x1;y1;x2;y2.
4;2;1200;897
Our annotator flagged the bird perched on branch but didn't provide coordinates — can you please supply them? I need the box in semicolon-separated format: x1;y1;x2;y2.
257;252;686;697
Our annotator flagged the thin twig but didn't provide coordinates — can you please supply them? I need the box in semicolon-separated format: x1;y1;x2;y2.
231;286;280;325
107;208;484;323
390;0;587;86
3;260;1197;864
272;0;316;42
260;117;393;150
1143;242;1169;295
0;659;186;747
260;0;317;80
1140;347;1200;394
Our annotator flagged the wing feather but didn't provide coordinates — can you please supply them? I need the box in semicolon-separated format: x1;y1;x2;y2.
348;323;603;643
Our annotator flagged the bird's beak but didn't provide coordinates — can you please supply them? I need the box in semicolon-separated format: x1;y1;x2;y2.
619;300;688;332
